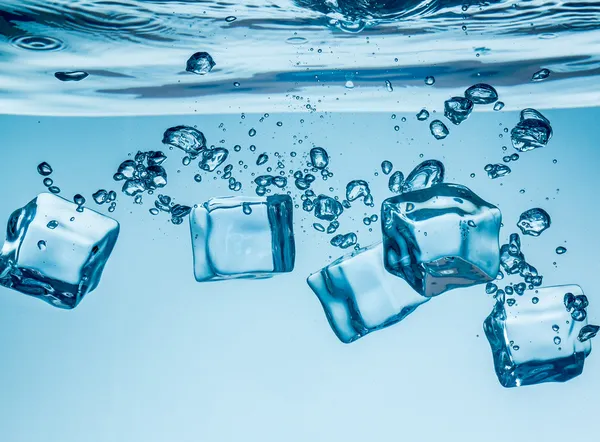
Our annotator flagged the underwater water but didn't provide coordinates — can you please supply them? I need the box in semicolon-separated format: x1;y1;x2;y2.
1;1;600;441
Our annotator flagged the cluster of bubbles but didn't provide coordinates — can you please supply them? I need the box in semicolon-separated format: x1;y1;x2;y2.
565;291;590;322
113;150;168;201
149;195;192;225
486;232;545;309
427;83;500;141
36;161;60;194
91;189;118;213
163;125;242;192
421;79;553;183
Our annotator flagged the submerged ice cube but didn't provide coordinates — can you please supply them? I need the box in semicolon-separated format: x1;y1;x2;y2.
307;243;429;343
484;284;593;388
0;193;120;309
189;195;295;281
382;183;501;297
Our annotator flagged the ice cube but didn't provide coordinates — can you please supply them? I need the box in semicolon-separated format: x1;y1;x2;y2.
382;183;501;297
307;243;429;343
484;284;593;388
190;195;295;281
0;193;120;309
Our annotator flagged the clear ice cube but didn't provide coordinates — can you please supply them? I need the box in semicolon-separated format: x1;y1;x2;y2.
307;243;429;343
382;183;501;297
0;193;120;309
189;195;295;281
484;284;592;388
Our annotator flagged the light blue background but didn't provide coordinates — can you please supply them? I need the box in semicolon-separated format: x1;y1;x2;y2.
0;108;598;441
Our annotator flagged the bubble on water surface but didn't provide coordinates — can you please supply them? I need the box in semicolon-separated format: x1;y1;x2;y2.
444;97;474;125
37;240;46;251
517;208;551;236
286;37;307;44
425;76;435;85
47;220;59;230
416;109;430;121
54;71;89;82
186;52;215;75
37;162;53;176
430;120;449;140
465;83;498;104
225;16;237;22
532;68;550;81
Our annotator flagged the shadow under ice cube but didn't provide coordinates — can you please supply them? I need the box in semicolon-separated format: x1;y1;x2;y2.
0;193;120;309
190;195;295;281
484;285;592;388
307;243;429;343
382;183;501;297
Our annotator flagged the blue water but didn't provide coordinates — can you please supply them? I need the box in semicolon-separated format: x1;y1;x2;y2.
1;1;600;441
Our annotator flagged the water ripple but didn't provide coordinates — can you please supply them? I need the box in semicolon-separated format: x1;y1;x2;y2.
0;0;599;115
9;35;65;51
